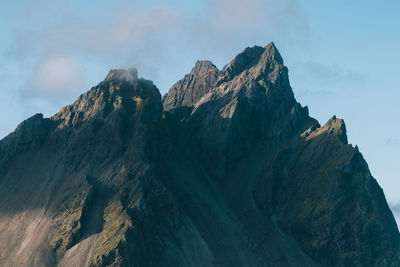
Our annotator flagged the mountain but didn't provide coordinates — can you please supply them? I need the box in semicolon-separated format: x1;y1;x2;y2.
0;42;399;266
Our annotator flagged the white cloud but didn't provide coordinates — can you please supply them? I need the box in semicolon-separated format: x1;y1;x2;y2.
385;138;400;146
296;61;366;86
10;0;309;91
30;55;84;96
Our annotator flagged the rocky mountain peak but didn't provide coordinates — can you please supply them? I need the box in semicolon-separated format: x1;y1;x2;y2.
263;41;283;65
222;45;265;79
221;42;283;81
162;60;221;111
305;115;348;144
164;43;290;113
0;42;398;267
192;60;219;76
53;69;161;128
324;115;348;144
105;67;138;83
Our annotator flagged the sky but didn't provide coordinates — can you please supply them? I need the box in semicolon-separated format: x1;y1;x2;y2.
0;1;399;215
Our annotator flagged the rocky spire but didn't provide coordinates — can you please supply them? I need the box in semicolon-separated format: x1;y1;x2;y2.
222;45;265;79
162;60;220;111
263;41;284;64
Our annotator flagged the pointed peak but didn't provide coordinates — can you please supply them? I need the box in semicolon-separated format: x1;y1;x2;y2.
191;60;219;75
265;41;276;48
221;42;284;81
105;67;138;83
222;45;265;77
305;115;348;144
323;116;348;144
264;41;279;51
225;46;265;69
263;41;283;65
325;115;340;126
163;61;220;111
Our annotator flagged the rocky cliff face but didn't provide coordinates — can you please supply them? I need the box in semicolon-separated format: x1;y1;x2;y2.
0;42;398;266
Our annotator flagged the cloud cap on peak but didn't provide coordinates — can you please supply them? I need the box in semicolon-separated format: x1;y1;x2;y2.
105;67;138;83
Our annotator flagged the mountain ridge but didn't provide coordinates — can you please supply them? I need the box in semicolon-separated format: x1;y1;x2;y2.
0;42;398;266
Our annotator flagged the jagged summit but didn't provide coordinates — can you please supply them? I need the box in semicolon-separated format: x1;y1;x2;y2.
52;68;161;128
192;60;219;75
162;59;220;110
0;42;398;267
302;115;348;145
163;43;292;113
105;67;138;83
222;42;283;80
263;41;284;64
223;45;265;77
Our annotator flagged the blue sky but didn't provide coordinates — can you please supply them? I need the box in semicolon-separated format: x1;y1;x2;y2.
0;1;399;206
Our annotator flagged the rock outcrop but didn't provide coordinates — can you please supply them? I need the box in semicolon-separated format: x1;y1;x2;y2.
0;42;398;266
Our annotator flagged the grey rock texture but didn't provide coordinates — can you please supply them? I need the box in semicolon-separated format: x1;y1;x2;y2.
0;42;398;266
163;60;220;111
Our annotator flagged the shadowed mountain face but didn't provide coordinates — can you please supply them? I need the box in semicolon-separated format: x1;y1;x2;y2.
0;42;399;266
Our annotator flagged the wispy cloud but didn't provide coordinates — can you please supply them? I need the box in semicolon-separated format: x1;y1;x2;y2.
9;0;309;91
297;61;366;86
290;61;366;98
30;55;84;97
385;138;400;146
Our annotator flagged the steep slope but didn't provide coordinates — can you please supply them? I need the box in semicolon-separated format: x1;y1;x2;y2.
0;43;398;266
162;42;400;266
0;68;164;266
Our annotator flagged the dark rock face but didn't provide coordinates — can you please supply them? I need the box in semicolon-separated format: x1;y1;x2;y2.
162;60;220;111
0;42;398;266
